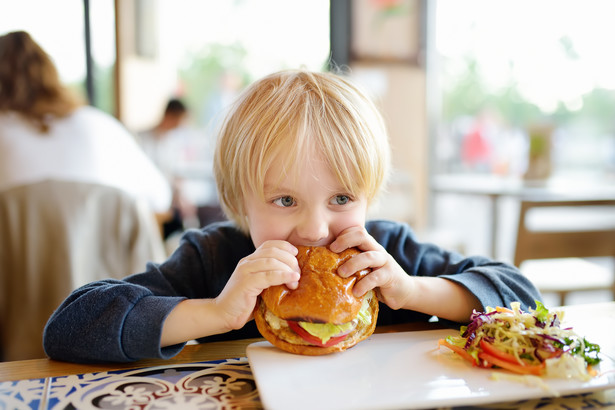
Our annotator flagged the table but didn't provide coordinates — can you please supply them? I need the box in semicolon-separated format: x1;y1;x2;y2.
431;173;615;258
1;303;614;409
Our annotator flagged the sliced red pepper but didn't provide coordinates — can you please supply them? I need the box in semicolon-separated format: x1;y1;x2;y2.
478;351;545;375
288;321;349;347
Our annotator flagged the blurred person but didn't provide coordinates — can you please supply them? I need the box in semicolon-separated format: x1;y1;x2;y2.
0;30;171;360
0;30;172;214
137;98;200;240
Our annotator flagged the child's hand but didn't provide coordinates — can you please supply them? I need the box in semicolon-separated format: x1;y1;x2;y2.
215;240;301;330
329;226;413;310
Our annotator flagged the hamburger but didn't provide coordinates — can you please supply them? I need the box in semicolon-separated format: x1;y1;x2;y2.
254;245;379;355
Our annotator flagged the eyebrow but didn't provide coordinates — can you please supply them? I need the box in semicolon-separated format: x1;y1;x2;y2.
262;184;297;196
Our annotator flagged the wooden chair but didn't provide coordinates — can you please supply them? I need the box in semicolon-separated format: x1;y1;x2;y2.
0;180;166;361
514;198;615;306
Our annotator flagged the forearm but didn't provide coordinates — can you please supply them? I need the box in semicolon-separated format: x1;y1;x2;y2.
403;277;482;323
160;299;232;347
44;280;185;363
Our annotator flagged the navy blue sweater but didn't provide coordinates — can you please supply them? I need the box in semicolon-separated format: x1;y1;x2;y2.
43;220;542;363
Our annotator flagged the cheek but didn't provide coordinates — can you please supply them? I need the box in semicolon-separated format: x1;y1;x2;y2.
331;204;368;235
245;208;290;248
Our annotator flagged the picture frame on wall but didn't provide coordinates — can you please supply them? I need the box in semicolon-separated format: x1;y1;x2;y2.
350;0;422;65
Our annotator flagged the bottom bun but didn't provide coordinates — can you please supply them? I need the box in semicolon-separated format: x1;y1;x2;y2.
254;290;379;355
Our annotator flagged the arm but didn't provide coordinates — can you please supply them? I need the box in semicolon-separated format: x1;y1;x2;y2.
394;277;482;323
160;240;301;347
333;220;542;323
44;224;300;362
44;225;238;363
43;278;186;363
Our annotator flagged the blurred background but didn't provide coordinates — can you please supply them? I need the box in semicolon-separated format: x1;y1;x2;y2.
3;0;615;307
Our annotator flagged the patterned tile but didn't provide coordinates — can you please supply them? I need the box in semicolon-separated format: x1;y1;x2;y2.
1;358;261;410
0;377;47;410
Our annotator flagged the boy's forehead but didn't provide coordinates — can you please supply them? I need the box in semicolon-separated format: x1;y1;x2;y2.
262;151;340;192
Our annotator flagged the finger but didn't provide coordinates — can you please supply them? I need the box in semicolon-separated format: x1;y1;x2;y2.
247;255;300;290
351;274;375;298
238;257;301;282
330;227;382;254
352;269;384;297
328;226;364;252
258;239;298;256
337;250;386;278
260;269;301;288
285;280;299;290
245;245;300;274
238;268;300;295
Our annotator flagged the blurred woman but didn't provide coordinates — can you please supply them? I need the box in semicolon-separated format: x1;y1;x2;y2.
0;30;171;213
0;31;171;361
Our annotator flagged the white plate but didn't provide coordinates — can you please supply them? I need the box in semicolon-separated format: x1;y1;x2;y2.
247;329;615;410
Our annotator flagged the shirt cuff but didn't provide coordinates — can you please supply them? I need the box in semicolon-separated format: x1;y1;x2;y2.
121;295;187;360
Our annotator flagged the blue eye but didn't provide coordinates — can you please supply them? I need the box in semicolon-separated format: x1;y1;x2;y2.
273;196;295;207
331;195;351;205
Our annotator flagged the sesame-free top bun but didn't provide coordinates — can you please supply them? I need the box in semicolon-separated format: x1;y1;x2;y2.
261;246;369;323
254;245;379;355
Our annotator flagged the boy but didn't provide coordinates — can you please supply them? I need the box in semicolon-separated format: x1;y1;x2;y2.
44;70;541;363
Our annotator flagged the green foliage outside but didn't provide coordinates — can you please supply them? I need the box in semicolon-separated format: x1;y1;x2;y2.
178;43;252;129
442;56;615;138
68;63;114;115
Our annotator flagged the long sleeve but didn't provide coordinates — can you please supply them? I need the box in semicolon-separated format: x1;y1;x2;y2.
43;278;186;363
43;222;254;363
44;221;542;363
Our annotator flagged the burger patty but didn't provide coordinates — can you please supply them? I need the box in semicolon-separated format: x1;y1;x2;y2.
263;306;313;346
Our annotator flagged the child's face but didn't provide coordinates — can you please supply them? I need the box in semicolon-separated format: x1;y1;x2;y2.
244;150;368;248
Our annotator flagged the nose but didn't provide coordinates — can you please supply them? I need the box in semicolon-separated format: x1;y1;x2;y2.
294;207;330;245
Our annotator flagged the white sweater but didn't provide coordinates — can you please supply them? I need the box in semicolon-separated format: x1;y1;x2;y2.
0;106;172;212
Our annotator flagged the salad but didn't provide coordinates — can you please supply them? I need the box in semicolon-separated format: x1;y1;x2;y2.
438;301;601;380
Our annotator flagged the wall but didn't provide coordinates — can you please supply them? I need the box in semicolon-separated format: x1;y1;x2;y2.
115;0;175;132
352;64;428;229
348;0;429;229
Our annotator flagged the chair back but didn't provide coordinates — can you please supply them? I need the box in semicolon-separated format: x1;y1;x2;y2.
514;198;615;266
0;179;166;361
514;197;615;305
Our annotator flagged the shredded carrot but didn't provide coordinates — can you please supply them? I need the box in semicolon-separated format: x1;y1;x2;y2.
438;339;476;365
478;352;545;376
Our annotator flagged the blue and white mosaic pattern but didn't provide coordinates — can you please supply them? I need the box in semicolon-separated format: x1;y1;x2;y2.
1;358;261;409
1;357;613;409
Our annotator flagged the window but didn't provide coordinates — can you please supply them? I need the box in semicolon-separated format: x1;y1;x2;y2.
2;0;116;113
434;0;615;179
152;0;330;129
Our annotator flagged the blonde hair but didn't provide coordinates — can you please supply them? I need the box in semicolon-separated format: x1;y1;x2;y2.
214;69;391;233
0;31;81;132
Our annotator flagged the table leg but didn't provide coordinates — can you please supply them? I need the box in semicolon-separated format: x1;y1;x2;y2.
489;194;499;259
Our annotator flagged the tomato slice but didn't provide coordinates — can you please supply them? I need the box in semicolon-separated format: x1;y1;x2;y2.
477;352;545;375
288;321;349;347
480;340;521;364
